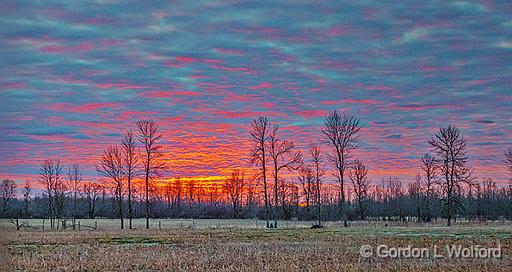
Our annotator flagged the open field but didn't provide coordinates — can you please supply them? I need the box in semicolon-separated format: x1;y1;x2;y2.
2;218;511;231
1;220;511;271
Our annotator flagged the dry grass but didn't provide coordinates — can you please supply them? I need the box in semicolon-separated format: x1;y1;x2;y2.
1;222;511;271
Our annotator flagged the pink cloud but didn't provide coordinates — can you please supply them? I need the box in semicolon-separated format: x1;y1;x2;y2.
142;91;201;98
393;103;462;111
320;100;338;105
260;102;276;109
320;99;382;105
327;25;350;36
96;82;153;90
202;59;222;64
222;92;257;103
249;82;273;90
295;109;325;119
47;102;121;113
40;42;93;53
342;99;382;105
214;48;244;56
210;65;255;74
175;56;198;63
116;110;160;121
1;82;27;89
364;85;396;92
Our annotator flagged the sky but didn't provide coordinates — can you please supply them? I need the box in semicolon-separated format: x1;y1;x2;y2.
1;0;512;189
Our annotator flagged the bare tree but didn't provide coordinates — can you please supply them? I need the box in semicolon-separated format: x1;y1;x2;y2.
164;182;173;209
223;170;246;218
349;160;370;220
245;176;257;209
310;143;324;225
420;153;437;222
137;120;165;229
1;179;16;217
505;147;512;181
408;175;423;222
122;131;139;229
54;170;67;228
278;178;299;220
250;116;271;228
186;179;196;207
322;110;361;226
268;124;302;228
39;160;63;230
481;178;497;219
39;161;54;227
82;182;101;218
298;165;315;219
173;177;183;212
429;125;474;226
67;163;82;227
96;145;125;229
385;177;405;221
22;180;31;217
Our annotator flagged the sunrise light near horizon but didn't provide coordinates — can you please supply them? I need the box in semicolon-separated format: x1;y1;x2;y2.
1;0;512;190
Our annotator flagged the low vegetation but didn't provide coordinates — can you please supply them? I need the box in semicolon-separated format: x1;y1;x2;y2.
2;220;511;271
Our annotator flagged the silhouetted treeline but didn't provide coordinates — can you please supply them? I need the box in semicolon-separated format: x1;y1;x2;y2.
2;112;512;228
2;177;511;223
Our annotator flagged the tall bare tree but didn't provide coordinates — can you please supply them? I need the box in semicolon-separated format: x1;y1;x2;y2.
268;124;302;228
310;143;324;225
122;131;139;229
349;160;370;220
250;116;271;228
137;120;165;229
429;125;474;226
223;169;246;218
54;171;67;228
322;110;361;226
67;163;82;227
1;179;16;217
97;145;125;229
22;180;31;217
420;153;437;221
39;160;63;230
505;147;512;181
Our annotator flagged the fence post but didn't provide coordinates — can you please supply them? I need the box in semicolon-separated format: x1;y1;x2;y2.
42;219;45;231
78;221;81;230
94;221;97;230
159;221;161;230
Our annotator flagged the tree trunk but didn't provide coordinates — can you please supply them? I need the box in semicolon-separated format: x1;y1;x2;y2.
145;164;150;229
128;173;132;230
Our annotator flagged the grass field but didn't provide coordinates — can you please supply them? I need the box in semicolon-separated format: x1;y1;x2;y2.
1;219;511;271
